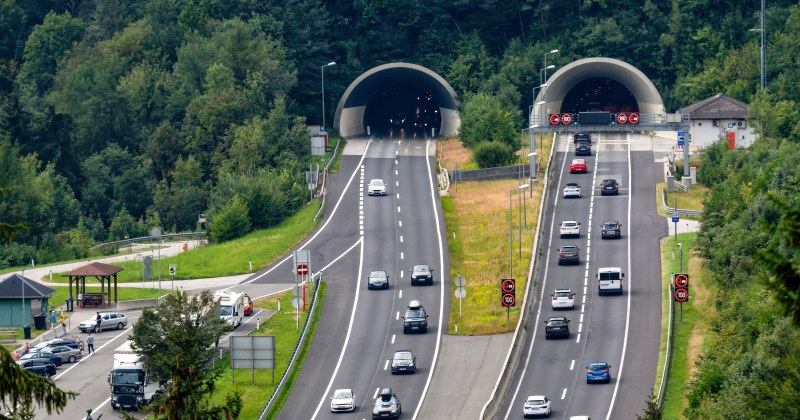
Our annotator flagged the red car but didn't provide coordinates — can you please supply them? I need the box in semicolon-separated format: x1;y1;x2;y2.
243;294;253;316
569;159;588;173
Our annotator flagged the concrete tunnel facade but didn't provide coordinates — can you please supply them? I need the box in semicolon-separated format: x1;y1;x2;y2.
333;58;665;138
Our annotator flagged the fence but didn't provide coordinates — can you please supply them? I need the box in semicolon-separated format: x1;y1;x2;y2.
450;164;531;183
661;188;703;217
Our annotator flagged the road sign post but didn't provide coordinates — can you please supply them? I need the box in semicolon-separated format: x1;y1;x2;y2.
501;278;516;326
673;273;690;322
454;274;467;317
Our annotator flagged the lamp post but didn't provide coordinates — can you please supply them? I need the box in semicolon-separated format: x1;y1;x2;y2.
320;62;336;131
518;184;530;259
749;0;766;91
543;48;559;100
528;152;537;192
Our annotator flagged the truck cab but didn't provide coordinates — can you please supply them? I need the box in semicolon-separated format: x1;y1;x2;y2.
109;340;161;409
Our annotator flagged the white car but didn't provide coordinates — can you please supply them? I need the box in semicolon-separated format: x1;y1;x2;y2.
78;311;128;332
563;182;581;198
551;288;575;310
330;388;356;412
368;179;386;196
523;395;552;418
559;220;581;238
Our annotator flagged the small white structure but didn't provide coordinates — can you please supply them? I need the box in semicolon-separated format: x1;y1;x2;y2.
678;93;755;149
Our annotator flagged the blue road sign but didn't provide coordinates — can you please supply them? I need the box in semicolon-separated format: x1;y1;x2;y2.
677;131;685;146
672;214;680;223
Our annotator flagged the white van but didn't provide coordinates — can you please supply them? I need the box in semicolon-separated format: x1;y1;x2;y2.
597;267;624;295
214;291;245;327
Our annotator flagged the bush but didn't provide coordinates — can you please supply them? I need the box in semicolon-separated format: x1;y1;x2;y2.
0;242;38;269
473;141;515;168
208;196;251;243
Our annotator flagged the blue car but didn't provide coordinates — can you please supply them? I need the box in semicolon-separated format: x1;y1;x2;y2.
586;361;611;384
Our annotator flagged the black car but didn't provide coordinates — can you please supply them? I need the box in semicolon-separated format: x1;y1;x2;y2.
601;221;622;239
372;388;402;419
19;351;63;367
410;265;434;286
599;179;620;195
557;245;581;265
367;270;390;290
390;350;417;374
574;132;592;143
575;141;592;156
402;300;428;334
544;316;571;339
17;358;57;379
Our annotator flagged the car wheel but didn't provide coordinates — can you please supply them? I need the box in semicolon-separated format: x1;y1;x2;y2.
68;355;76;363
117;322;124;330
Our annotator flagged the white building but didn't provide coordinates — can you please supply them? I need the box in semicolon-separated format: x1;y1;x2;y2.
678;93;755;149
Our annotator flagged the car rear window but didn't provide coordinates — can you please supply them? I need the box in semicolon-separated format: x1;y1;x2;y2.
599;272;621;280
555;291;570;297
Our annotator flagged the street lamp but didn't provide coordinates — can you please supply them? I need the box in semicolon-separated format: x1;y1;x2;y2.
320;62;336;131
509;184;530;277
543;48;559;100
518;184;530;258
749;0;766;91
528;152;538;188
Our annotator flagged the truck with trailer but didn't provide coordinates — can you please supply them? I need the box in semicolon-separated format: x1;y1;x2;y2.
109;340;161;409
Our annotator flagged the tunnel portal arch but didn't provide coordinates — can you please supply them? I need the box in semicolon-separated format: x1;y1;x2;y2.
535;57;665;122
334;63;460;139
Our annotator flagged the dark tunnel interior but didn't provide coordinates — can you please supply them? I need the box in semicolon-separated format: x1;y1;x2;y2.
363;83;441;138
560;77;639;114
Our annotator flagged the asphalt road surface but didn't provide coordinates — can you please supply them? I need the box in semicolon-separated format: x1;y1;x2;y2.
275;137;449;419
497;133;664;419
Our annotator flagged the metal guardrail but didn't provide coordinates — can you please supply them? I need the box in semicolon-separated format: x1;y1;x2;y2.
91;232;207;249
259;273;323;419
480;132;559;419
673;181;688;192
661;188;702;217
314;139;341;222
657;282;676;408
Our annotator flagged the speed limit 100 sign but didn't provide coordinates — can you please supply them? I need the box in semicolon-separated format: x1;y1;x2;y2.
502;292;516;307
674;288;689;302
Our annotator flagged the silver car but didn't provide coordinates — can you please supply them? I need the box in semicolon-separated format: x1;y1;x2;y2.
43;345;82;363
79;311;128;332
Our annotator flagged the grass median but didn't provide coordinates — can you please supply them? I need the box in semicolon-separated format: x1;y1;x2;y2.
655;182;709;220
654;232;715;418
440;135;553;335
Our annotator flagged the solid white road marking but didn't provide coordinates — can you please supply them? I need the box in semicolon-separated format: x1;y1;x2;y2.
580;314;584;323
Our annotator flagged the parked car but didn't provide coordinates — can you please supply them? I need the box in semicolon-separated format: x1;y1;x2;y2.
563;183;581;198
31;338;80;351
17;358;57;379
410;264;434;286
559;221;581;238
390;350;417;374
569;159;588;174
587;361;612;383
544;316;571;339
601;221;622;239
78;311;127;333
574;142;592;156
523;395;552;418
19;351;63;367
330;388;356;412
43;345;82;363
599;179;619;195
372;388;402;419
551;289;575;310
557;245;581;265
368;179;387;196
367;270;390;290
402;300;428;334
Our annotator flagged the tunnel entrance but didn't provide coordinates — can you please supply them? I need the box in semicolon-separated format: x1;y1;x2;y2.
560;77;639;114
363;83;441;138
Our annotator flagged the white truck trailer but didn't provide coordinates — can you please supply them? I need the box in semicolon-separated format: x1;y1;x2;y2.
109;340;161;409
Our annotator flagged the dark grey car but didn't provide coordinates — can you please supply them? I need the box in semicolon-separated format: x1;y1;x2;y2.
368;270;390;290
544;316;571;339
410;265;434;286
557;245;581;265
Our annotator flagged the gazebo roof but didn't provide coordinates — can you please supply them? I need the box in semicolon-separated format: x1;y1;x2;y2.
62;262;124;277
0;273;56;298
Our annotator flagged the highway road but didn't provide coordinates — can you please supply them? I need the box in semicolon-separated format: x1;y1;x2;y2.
497;133;665;419
276;137;448;419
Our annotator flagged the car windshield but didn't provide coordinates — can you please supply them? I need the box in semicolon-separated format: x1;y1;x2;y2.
405;310;424;318
220;305;233;316
414;266;429;273
333;390;352;399
370;271;386;279
395;352;412;360
111;370;145;385
369;180;383;187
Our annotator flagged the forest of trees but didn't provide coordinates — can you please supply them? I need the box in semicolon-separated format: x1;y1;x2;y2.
1;1;800;414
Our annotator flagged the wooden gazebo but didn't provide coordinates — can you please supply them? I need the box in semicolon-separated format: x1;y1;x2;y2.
63;262;123;307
